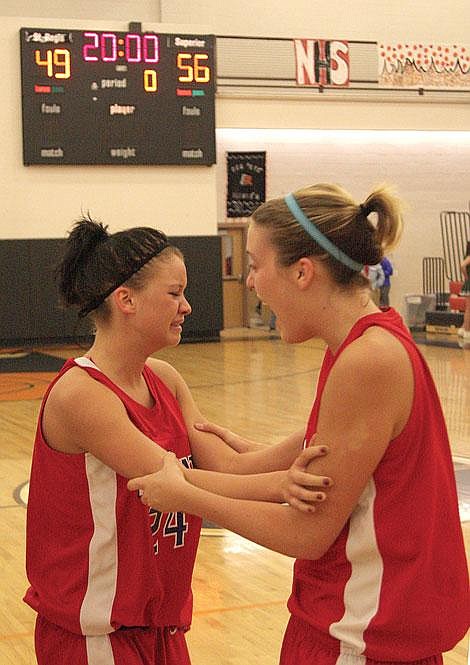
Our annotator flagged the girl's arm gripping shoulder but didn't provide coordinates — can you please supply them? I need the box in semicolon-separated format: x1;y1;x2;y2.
130;330;415;559
148;358;308;474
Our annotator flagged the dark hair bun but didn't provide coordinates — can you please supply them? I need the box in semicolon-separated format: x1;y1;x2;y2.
68;217;109;251
57;216;109;306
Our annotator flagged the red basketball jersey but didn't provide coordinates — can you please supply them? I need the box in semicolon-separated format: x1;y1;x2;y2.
288;309;469;661
24;357;202;635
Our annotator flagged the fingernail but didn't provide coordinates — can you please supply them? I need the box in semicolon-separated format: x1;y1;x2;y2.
316;493;325;500
320;446;329;454
323;478;331;487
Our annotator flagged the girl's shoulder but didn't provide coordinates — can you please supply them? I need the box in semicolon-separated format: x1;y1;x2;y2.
46;363;124;414
145;357;182;396
337;325;411;383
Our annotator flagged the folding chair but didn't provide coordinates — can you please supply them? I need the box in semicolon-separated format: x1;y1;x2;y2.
422;257;448;310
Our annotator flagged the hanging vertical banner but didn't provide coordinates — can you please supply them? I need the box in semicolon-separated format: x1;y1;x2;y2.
294;39;350;86
226;151;266;218
378;42;470;88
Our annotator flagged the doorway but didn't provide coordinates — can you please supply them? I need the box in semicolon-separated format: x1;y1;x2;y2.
218;222;248;328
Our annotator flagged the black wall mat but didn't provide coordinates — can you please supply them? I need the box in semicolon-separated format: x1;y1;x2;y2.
0;236;222;347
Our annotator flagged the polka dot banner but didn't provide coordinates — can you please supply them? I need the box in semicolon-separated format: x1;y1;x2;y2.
378;42;470;88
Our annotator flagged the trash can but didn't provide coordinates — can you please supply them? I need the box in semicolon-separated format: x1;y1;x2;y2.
404;294;436;331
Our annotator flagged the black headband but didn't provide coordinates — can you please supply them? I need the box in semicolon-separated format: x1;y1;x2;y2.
78;241;170;318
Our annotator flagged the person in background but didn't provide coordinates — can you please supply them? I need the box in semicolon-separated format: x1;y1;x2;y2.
255;298;277;331
129;183;469;665
458;241;470;342
269;310;277;331
364;263;384;305
24;217;330;665
379;255;394;307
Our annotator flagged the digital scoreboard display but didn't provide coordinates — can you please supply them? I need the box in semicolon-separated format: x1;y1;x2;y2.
19;27;216;165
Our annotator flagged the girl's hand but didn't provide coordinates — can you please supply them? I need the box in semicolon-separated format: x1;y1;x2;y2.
127;452;189;512
282;439;332;513
194;421;265;453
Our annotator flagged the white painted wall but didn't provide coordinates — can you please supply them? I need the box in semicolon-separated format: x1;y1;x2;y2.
162;0;470;42
1;2;470;315
217;128;470;313
1;0;161;22
216;96;470;132
161;0;470;314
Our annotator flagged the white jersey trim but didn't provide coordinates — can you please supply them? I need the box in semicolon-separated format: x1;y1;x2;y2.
85;634;116;663
79;453;118;635
329;478;384;663
75;356;101;371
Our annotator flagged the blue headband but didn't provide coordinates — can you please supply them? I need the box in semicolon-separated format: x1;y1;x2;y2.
284;193;363;272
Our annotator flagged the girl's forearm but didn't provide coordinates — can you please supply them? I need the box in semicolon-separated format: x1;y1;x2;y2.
226;429;305;474
177;483;322;559
185;467;285;502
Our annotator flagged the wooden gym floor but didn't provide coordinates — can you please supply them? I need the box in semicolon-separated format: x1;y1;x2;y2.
0;331;468;664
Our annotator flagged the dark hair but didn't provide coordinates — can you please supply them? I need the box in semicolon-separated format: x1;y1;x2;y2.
252;183;403;288
56;215;182;319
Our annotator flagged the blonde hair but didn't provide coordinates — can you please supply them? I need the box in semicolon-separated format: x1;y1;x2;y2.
252;183;403;287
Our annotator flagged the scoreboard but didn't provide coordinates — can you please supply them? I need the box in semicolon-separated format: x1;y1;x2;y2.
19;27;216;165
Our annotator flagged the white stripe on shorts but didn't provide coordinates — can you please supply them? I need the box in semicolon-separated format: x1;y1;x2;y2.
86;634;115;664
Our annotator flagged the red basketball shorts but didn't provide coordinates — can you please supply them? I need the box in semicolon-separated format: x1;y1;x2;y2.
35;615;192;665
279;616;444;665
